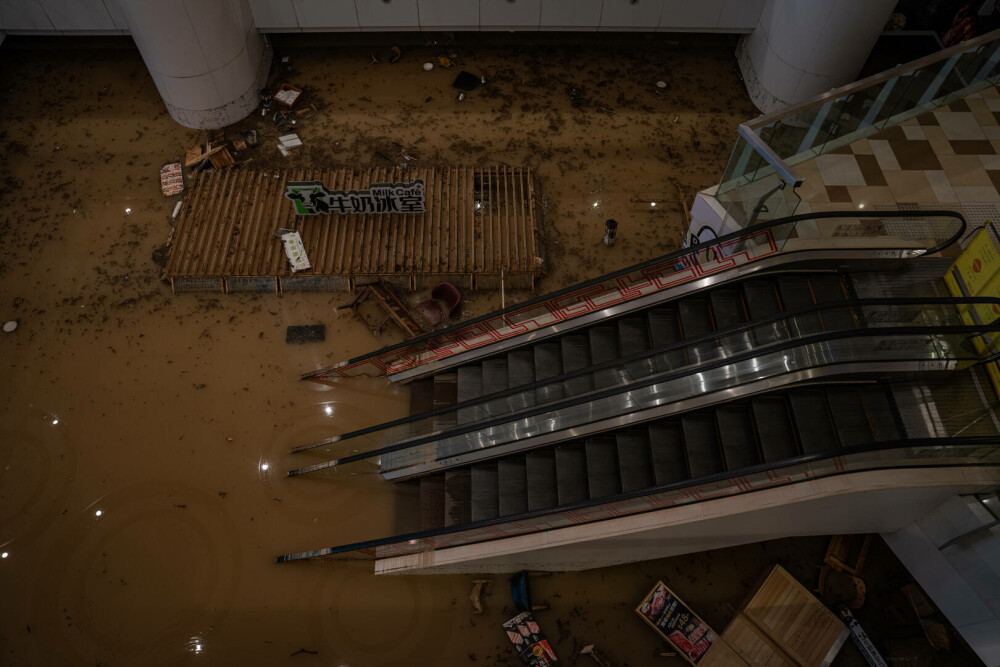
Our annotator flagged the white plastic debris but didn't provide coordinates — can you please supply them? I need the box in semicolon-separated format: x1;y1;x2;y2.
171;199;183;220
280;231;311;273
656;80;667;88
278;133;303;151
423;62;434;71
3;320;18;333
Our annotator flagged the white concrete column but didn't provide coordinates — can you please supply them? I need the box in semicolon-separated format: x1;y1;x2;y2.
115;0;272;129
737;0;897;113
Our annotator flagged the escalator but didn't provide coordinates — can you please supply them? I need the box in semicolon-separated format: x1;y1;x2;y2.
278;208;1000;566
419;383;901;529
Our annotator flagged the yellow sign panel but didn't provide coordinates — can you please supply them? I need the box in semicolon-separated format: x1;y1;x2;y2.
945;227;1000;398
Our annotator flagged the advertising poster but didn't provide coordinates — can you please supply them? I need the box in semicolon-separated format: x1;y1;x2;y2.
636;582;717;665
502;611;560;667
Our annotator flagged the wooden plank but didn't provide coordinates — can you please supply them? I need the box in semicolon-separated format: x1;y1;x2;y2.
503;165;512;269
433;167;444;273
204;168;247;274
188;171;229;275
349;168;367;276
386;166;400;274
449;167;459;274
331;168;349;273
165;171;211;275
228;171;265;275
177;172;222;275
302;168;327;273
722;613;797;667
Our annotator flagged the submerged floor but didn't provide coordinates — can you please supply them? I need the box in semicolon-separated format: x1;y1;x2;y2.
0;34;976;665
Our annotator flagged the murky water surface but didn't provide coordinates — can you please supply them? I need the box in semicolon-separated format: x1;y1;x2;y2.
0;35;794;665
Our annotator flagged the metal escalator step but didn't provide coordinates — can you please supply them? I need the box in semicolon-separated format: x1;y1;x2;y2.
716;405;760;470
777;275;823;336
648;308;686;372
810;274;856;332
585;438;622;499
789;391;838;454
616;430;654;492
481;358;510;417
681;413;725;478
710;288;752;352
861;386;902;441
498;457;529;517
618;317;655;380
456;366;483;424
408;378;436;437
444;469;472;526
470;463;500;522
561;334;596;396
419;474;446;531
525;451;558;511
751;397;799;462
679;298;717;365
826;387;875;446
648;422;688;484
432;373;458;431
507;350;537;411
589;326;625;389
555;444;588;506
743;279;788;346
534;343;566;405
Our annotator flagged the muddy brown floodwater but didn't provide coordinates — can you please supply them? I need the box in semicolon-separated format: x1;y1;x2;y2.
0;33;832;666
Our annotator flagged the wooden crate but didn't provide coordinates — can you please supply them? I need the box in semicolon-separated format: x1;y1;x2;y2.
722;613;797;667
738;566;848;667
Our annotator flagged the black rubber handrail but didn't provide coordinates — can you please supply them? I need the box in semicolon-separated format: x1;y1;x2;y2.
302;209;967;380
292;293;1000;454
276;435;1000;561
289;315;1000;475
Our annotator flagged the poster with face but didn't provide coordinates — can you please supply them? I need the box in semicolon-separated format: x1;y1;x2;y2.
636;582;718;665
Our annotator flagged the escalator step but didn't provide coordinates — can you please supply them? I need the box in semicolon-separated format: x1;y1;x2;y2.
648;308;686;372
534;343;566;405
555;444;589;506
408;378;436;437
585;438;622;499
777;276;823;336
743;279;788;346
679;298;717;365
432;373;458;431
498;457;529;517
861;386;902;441
470;463;500;522
444;468;472;526
561;334;596;396
810;274;856;332
456;366;484;424
419;474;446;531
681;413;725;478
481;358;510;417
507;350;537;411
710;288;753;353
525;451;558;511
751;397;799;462
649;422;688;484
716;405;761;470
589;326;624;389
616;430;654;492
789;391;838;454
618;317;656;380
826;387;875;446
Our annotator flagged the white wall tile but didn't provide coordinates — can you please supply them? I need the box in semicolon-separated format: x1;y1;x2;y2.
248;0;298;29
0;0;54;30
38;0;115;30
540;0;600;29
417;0;477;28
356;0;419;28
293;0;358;29
602;0;662;28
480;0;540;29
658;0;722;29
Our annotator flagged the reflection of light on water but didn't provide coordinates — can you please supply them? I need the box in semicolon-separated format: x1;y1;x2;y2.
94;509;103;517
51;419;58;425
407;539;418;545
592;201;599;208
324;405;333;415
186;636;205;654
1;551;8;559
650;202;657;208
260;463;269;472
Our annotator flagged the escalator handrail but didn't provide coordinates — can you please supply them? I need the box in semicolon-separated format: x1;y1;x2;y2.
276;435;1000;561
291;295;1000;457
303;209;967;380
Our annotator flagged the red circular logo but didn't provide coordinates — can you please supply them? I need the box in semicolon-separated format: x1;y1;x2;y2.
973;258;983;273
993;304;999;315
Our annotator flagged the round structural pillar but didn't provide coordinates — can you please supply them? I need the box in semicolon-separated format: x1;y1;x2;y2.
737;0;897;113
117;0;272;129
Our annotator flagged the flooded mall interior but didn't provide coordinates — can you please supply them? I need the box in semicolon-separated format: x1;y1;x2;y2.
3;1;1000;665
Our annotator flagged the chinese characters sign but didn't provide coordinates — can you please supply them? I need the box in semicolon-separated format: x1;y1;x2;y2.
284;179;425;215
636;582;717;665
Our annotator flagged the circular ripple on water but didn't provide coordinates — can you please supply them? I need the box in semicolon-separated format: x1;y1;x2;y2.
0;411;76;545
30;482;242;664
311;563;453;661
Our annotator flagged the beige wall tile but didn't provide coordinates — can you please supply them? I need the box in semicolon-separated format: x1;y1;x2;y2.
939;154;993;186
